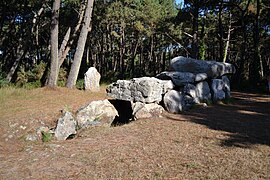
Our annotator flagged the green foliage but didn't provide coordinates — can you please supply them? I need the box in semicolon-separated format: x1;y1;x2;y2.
22;81;42;90
57;68;68;87
76;79;84;90
0;73;11;88
16;62;46;87
41;131;53;142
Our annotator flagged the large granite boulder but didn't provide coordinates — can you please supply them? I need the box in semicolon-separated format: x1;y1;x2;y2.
132;102;164;120
156;71;195;86
107;77;174;103
170;56;235;78
84;67;101;91
183;83;199;104
222;76;231;98
196;81;211;103
211;79;225;101
163;90;186;113
76;99;119;128
55;111;77;140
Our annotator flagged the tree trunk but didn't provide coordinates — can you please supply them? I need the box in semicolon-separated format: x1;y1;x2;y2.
223;12;232;63
66;0;94;88
6;49;25;82
58;27;71;67
130;37;140;77
218;1;224;62
59;0;87;68
249;0;261;86
47;0;60;87
191;5;199;59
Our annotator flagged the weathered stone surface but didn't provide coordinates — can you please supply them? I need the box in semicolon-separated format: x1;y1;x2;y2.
107;80;132;101
222;76;231;98
107;77;174;103
170;56;236;78
183;83;199;104
132;102;164;120
211;79;225;101
55;111;77;140
156;71;195;86
76;99;118;128
84;67;101;91
196;81;211;102
195;73;208;82
163;90;185;113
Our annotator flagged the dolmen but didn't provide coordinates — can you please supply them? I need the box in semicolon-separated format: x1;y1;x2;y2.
107;56;235;114
36;57;235;141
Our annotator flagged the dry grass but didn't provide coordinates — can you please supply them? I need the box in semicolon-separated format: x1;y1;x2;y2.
0;88;269;179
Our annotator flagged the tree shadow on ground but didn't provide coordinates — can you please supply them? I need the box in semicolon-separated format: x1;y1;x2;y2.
167;92;270;148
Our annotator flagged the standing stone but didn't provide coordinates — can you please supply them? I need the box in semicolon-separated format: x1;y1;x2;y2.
132;102;164;120
170;56;236;78
163;90;185;113
222;76;231;98
84;67;101;91
211;79;225;101
183;83;199;104
55;111;77;140
196;81;211;103
76;99;119;128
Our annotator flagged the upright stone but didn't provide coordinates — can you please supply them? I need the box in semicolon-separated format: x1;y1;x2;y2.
211;79;225;101
55;111;77;140
163;90;185;113
84;67;101;91
196;81;211;103
183;83;199;104
222;76;231;98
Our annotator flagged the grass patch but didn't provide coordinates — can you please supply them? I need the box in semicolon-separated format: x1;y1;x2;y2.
41;131;53;142
0;87;28;103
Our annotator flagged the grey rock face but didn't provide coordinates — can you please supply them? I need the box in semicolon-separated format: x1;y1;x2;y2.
211;79;225;101
156;71;195;86
196;81;211;102
107;77;174;103
183;83;199;104
132;102;164;120
107;80;132;101
55;112;77;140
222;76;231;98
163;90;185;113
170;56;236;78
76;99;118;128
84;67;101;91
195;73;208;82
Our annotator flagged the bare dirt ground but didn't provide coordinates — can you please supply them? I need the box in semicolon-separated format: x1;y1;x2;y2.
0;87;269;179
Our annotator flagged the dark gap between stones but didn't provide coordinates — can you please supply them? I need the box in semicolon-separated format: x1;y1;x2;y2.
109;99;133;126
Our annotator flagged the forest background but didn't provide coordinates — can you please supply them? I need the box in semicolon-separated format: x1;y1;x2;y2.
0;0;269;91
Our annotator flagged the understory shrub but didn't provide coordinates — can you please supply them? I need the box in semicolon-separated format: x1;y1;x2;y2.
16;61;46;87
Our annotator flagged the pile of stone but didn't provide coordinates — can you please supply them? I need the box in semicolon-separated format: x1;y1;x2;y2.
30;57;235;141
107;56;235;114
